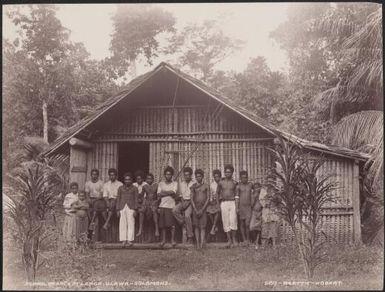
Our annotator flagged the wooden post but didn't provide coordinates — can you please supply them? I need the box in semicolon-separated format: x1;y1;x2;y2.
352;161;362;244
69;137;94;149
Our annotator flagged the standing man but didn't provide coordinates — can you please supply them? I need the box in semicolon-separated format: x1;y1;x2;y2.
85;169;106;242
116;172;138;247
158;166;178;247
173;167;195;244
191;169;210;249
103;168;123;243
217;164;239;248
236;170;254;246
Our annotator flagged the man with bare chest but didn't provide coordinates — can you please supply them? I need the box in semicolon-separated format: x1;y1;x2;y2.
216;164;238;248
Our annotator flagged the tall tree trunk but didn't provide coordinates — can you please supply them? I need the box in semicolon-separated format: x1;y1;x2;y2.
42;100;48;144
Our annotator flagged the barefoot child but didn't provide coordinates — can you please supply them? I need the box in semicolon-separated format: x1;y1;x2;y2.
250;182;263;250
157;166;178;247
143;173;160;239
116;172;138;246
103;169;123;242
63;182;79;242
207;169;221;238
133;170;148;238
72;191;90;242
236;170;254;245
217;164;239;248
191;169;210;249
260;183;279;248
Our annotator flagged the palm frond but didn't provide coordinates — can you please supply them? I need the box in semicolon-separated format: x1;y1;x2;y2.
332;110;383;182
315;6;382;121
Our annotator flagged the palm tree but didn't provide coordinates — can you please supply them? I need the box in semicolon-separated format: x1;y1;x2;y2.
315;4;383;243
316;5;382;182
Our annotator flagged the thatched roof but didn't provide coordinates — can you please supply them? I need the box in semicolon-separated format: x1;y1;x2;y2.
43;62;370;161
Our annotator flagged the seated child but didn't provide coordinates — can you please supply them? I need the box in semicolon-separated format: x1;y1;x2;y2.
134;170;148;237
191;169;210;249
62;182;79;242
236;170;254;245
207;169;221;237
143;173;160;238
72;191;90;242
260;183;280;248
249;182;263;250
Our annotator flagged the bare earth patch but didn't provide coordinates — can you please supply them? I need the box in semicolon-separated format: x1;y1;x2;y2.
3;244;383;290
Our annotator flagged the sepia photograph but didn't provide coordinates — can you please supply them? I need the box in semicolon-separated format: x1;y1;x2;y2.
2;2;383;291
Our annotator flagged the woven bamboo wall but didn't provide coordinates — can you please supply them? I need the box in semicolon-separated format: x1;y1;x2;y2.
279;158;357;245
86;142;119;183
149;141;274;183
95;106;268;141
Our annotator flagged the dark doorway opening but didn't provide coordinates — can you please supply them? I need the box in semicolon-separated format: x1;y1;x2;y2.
118;142;149;182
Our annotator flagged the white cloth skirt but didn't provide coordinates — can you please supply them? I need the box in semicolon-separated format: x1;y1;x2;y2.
119;204;135;242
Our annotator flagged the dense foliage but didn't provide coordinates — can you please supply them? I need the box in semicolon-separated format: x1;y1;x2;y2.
108;4;175;79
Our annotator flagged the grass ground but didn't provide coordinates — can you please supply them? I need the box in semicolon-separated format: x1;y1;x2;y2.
3;243;383;291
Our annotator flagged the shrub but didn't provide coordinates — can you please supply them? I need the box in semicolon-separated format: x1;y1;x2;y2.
268;137;338;278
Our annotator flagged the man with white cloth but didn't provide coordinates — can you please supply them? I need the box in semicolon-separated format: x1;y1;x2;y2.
116;172;139;246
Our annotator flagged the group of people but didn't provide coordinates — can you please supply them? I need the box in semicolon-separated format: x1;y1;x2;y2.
62;164;281;250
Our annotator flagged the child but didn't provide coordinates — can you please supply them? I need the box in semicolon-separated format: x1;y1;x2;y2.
260;183;280;248
143;173;160;239
134;170;148;237
207;169;221;237
157;166;178;247
173;167;194;244
250;182;263;250
236;170;254;245
191;169;210;249
72;191;90;242
217;164;238;248
62;182;79;242
103;168;123;243
116;172;138;246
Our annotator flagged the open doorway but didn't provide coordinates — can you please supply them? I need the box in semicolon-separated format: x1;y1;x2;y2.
118;142;149;181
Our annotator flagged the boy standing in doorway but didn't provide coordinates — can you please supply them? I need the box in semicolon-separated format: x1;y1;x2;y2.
173;167;195;244
134;170;148;238
217;164;239;248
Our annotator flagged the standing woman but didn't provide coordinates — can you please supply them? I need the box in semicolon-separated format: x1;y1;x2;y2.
63;182;79;242
157;166;178;247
